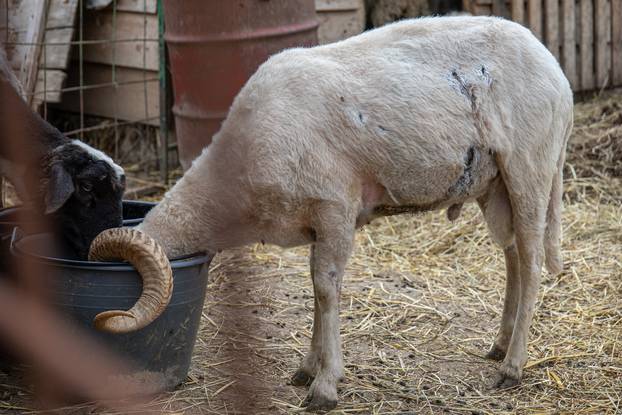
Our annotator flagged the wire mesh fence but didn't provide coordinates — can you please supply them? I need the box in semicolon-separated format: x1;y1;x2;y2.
1;0;171;205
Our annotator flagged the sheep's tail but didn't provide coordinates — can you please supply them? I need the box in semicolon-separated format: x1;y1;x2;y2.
544;119;572;276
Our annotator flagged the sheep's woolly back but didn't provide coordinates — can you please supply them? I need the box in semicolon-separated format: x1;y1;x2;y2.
0;47;25;99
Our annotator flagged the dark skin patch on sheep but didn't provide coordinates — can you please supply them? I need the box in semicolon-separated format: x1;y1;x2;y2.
374;200;442;217
447;145;477;197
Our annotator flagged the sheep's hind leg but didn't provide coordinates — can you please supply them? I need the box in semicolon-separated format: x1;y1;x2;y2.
291;244;321;386
493;173;549;388
477;177;518;361
301;206;354;412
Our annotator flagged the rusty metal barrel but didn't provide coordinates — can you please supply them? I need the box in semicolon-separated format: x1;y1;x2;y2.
163;0;319;169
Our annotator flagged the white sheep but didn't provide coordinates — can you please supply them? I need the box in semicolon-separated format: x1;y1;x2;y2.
90;16;573;411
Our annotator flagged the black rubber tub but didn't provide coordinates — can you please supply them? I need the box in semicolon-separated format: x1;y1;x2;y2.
0;200;156;272
121;200;157;226
10;230;212;392
1;198;208;392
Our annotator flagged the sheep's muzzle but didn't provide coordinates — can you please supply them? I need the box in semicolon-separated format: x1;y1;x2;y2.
88;228;173;333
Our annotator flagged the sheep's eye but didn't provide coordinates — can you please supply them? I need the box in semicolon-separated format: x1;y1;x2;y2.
80;182;93;192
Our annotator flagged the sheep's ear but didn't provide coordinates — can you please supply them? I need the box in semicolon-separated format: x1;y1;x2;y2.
44;163;74;214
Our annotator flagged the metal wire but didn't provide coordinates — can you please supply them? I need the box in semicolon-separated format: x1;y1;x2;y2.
79;0;84;140
112;0;119;160
1;0;167;181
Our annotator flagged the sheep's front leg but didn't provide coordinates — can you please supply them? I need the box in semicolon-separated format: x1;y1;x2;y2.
486;244;520;361
300;221;354;411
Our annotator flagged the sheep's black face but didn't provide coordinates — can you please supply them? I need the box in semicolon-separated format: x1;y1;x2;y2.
43;142;125;260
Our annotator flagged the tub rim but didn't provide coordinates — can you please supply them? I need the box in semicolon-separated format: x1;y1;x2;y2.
0;201;157;228
10;229;213;272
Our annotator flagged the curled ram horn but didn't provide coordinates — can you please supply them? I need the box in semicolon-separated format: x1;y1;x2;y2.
88;228;173;334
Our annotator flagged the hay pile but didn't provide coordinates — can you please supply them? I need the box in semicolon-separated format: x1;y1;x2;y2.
567;94;622;179
0;94;620;413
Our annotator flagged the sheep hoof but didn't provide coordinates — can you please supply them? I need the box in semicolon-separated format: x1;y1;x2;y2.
492;365;521;389
291;369;314;386
493;373;520;389
485;344;506;361
302;393;337;412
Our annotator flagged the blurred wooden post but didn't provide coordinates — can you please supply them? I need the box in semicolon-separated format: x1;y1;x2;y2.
17;0;46;106
544;0;559;61
512;0;525;24
528;0;543;40
580;0;595;90
492;0;510;17
594;0;611;89
613;0;622;85
562;0;578;90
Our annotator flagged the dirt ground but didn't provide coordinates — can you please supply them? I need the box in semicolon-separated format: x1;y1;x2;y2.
0;92;620;414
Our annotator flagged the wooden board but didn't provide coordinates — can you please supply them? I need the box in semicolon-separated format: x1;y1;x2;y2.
34;0;78;108
473;4;492;14
528;0;543;40
46;0;79;29
594;0;611;88
33;69;66;105
492;0;510;17
116;0;157;14
613;0;622;85
544;0;559;61
561;0;577;89
512;0;525;24
39;28;74;69
81;10;158;71
316;0;362;12
0;1;7;43
8;0;47;103
58;63;159;125
316;0;365;44
580;0;595;90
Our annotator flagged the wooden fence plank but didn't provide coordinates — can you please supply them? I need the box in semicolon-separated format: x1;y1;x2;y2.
580;0;595;90
512;0;524;24
613;0;622;85
0;1;7;43
39;28;73;69
316;0;361;12
19;0;46;106
116;0;157;14
81;10;158;71
33;69;65;104
561;0;577;89
544;0;559;61
58;64;159;125
46;0;79;29
528;0;543;40
595;0;611;88
492;0;510;17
